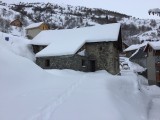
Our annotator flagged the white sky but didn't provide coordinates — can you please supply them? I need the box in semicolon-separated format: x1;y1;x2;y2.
3;0;160;19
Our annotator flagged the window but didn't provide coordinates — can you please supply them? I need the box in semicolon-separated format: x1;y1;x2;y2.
45;59;50;67
82;59;86;67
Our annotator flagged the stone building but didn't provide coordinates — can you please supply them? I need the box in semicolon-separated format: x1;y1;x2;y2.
25;22;49;39
10;19;23;27
31;23;122;75
144;41;160;86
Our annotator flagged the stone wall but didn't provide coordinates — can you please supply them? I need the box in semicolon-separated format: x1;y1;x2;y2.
36;55;88;71
36;42;120;75
85;42;119;74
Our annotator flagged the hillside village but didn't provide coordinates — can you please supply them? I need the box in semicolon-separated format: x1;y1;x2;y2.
1;1;160;120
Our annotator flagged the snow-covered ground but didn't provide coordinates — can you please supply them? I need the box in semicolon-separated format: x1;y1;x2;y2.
120;57;160;120
0;34;160;120
120;57;146;73
141;78;160;120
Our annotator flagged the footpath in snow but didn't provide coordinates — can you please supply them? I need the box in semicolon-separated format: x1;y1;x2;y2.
121;57;160;120
27;69;150;120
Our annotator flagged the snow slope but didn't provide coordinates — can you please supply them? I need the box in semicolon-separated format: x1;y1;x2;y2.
0;44;152;120
0;31;35;61
0;45;79;120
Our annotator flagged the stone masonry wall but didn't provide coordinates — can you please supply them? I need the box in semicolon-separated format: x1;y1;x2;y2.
36;55;88;71
85;42;119;74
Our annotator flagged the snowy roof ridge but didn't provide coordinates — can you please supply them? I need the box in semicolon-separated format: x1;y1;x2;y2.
36;39;86;57
124;42;148;52
25;22;43;29
31;23;121;45
129;48;140;59
148;41;160;50
130;45;147;60
33;23;121;57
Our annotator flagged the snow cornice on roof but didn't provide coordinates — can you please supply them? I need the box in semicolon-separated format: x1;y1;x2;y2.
148;41;160;50
124;42;148;52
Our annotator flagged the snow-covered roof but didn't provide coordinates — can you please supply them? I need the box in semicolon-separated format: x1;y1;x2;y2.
124;42;148;52
25;22;43;29
148;41;160;50
130;46;147;60
33;23;121;57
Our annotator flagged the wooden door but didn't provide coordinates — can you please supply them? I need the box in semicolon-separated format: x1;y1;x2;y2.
90;60;96;72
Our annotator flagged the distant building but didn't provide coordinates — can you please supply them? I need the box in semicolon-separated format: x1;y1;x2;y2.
124;42;147;57
129;45;148;68
144;41;160;86
10;19;23;27
25;22;49;39
31;23;122;75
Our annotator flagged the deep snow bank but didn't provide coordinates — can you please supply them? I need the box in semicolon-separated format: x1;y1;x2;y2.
0;45;150;120
0;32;35;61
0;45;78;120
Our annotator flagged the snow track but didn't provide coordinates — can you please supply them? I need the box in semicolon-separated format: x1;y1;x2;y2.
148;97;160;120
28;75;86;120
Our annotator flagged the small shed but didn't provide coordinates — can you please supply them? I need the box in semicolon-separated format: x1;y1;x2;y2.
10;19;23;27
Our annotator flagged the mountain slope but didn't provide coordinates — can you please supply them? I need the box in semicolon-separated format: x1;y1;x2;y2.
0;1;160;43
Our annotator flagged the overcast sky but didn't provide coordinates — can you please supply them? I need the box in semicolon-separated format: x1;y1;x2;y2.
4;0;160;19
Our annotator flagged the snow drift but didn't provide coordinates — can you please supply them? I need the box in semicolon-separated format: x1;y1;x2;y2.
0;32;35;61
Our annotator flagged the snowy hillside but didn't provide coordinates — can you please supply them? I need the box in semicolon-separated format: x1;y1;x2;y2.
131;29;160;42
0;2;32;36
7;1;128;30
0;1;160;44
120;17;160;44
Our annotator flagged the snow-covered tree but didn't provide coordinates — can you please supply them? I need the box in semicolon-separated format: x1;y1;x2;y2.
148;8;160;16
